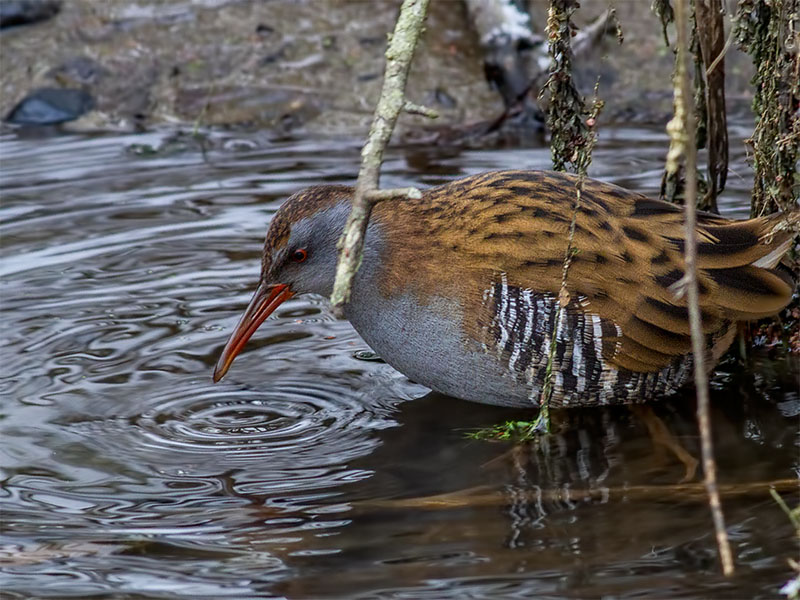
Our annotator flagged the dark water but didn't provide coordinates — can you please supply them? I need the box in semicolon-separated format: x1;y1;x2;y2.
1;125;798;599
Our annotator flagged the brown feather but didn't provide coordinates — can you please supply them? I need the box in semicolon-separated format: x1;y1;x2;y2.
372;170;798;376
267;170;797;405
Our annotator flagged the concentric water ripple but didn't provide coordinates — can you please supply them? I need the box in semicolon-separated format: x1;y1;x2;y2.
2;127;797;599
66;376;397;472
0;130;417;598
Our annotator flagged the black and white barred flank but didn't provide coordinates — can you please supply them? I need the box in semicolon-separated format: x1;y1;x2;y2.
481;274;696;407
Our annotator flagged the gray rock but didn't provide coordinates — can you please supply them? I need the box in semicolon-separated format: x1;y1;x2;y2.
0;0;60;29
4;88;94;125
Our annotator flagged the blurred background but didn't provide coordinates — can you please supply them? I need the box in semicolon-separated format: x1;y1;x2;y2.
1;0;760;136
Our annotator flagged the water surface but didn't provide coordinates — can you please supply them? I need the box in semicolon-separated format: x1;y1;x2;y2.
1;125;797;599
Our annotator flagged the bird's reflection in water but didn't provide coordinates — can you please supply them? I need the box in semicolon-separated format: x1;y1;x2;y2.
251;359;797;597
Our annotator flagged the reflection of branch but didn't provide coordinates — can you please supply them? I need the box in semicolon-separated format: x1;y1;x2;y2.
330;0;432;317
669;0;735;577
357;479;798;511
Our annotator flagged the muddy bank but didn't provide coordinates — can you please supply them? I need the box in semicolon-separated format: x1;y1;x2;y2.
1;0;756;137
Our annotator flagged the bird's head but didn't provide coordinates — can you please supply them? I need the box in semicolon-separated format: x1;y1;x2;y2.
213;185;354;382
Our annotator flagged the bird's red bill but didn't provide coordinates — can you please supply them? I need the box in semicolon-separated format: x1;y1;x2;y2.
213;282;294;382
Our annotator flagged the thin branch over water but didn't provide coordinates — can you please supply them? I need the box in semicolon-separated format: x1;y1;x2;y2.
668;0;735;577
330;0;432;317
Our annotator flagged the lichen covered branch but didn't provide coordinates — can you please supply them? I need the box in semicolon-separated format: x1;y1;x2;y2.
735;0;800;216
533;0;604;434
541;0;596;172
330;0;431;317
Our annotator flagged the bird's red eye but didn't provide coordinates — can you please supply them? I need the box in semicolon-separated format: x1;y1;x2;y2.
291;249;308;263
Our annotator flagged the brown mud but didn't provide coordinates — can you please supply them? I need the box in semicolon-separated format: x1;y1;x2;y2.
1;0;758;137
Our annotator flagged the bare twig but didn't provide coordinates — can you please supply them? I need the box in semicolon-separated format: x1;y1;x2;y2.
652;0;675;47
695;0;728;211
572;8;617;57
705;25;735;78
366;187;423;202
403;101;439;118
330;0;431;317
537;95;602;424
669;0;735;577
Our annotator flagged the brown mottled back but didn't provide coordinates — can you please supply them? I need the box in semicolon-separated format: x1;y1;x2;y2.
253;170;797;406
370;170;797;382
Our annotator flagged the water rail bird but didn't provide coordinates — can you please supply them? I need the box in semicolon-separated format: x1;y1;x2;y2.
213;170;798;408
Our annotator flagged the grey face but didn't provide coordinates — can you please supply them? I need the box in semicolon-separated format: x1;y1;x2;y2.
264;202;351;297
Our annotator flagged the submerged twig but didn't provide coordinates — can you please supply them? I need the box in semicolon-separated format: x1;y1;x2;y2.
357;478;799;511
670;0;735;577
330;0;432;317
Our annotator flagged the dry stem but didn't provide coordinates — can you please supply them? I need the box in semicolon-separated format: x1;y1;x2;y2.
671;0;735;577
329;0;432;317
695;0;728;211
